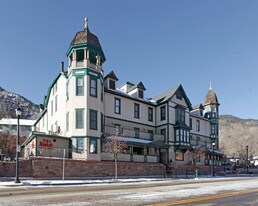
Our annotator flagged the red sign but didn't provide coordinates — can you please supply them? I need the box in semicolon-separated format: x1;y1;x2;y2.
39;139;53;148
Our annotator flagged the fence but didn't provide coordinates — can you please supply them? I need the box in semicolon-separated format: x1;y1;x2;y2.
164;167;216;178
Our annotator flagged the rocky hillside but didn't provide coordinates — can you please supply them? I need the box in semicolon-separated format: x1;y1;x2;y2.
219;115;258;157
0;86;40;120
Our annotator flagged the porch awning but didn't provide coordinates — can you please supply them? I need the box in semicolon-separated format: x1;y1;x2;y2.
106;136;169;148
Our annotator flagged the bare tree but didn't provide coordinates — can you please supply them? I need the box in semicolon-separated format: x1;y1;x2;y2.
192;145;208;165
102;136;128;181
0;131;16;159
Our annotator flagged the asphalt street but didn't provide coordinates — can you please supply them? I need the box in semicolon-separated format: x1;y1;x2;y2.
0;177;258;205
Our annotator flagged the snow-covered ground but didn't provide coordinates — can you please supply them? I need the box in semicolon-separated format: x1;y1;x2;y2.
1;176;258;205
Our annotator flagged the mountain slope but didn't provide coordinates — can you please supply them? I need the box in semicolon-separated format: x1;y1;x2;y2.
0;86;40;120
219;115;258;157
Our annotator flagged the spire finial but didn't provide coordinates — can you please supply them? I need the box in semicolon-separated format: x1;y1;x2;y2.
84;17;88;28
210;82;213;90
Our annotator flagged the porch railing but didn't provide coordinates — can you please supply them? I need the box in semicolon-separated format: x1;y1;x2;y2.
104;125;165;141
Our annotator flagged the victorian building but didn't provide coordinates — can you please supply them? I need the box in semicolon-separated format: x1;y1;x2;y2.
22;19;222;167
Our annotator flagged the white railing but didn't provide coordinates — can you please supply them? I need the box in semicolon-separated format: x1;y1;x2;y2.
101;153;131;162
133;155;145;162
104;125;165;141
76;61;84;67
147;156;157;163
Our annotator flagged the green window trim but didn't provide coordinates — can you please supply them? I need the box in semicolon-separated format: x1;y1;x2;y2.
89;138;98;154
160;106;166;121
114;98;121;114
101;82;104;102
196;120;200;132
101;113;104;133
134;103;140;119
134;127;140;138
148;107;153;122
76;138;84;153
161;129;166;142
75;109;84;129
76;77;84;96
90;77;98;97
89;109;98;130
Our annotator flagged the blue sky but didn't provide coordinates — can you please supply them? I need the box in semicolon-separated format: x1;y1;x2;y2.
0;0;258;119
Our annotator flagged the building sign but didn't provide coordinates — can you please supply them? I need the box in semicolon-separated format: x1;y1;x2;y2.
39;139;54;148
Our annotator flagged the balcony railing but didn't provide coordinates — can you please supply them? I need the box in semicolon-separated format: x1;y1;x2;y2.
104;125;165;141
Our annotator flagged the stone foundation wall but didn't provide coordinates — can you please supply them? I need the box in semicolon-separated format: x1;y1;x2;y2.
0;157;165;178
0;160;32;177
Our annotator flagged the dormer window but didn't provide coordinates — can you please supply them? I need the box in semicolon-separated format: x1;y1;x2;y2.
109;79;116;90
138;89;144;99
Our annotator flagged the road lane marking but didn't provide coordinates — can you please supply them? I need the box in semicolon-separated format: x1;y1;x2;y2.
146;188;258;206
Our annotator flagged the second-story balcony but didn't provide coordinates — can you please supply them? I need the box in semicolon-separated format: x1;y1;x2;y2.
104;125;165;142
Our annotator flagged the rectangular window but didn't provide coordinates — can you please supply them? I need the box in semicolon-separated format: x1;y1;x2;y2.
76;77;84;96
148;107;153;122
89;139;97;154
148;147;156;156
109;79;116;90
66;82;69;100
196;120;200;132
76;49;84;61
148;130;154;141
90;78;97;97
89;109;98;130
134;103;140;119
176;129;179;142
176;107;185;123
175;150;184;161
211;124;216;134
101;113;104;133
196;136;200;145
66;112;69;132
75;109;84;129
55;95;58;112
138;90;144;98
51;100;53;116
160;106;166;121
190;118;192;129
161;129;166;141
114;124;121;135
180;129;183;142
76;138;84;153
114;98;121;114
101;83;104;102
134;128;140;138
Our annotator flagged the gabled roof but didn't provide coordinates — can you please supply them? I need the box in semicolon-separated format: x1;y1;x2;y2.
151;86;178;104
192;104;204;110
151;84;192;109
127;82;146;92
137;82;146;91
44;71;67;108
104;70;119;81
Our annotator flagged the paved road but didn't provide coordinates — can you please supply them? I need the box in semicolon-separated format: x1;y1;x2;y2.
1;177;258;205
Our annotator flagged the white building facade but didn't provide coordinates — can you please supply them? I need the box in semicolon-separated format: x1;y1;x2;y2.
22;20;222;166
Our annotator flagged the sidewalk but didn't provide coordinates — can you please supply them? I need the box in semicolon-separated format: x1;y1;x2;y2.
1;175;257;187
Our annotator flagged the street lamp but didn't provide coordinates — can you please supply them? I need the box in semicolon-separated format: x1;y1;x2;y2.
15;107;22;183
246;145;249;173
212;141;216;177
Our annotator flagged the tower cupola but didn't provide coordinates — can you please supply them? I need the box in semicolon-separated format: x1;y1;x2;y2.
66;18;106;75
